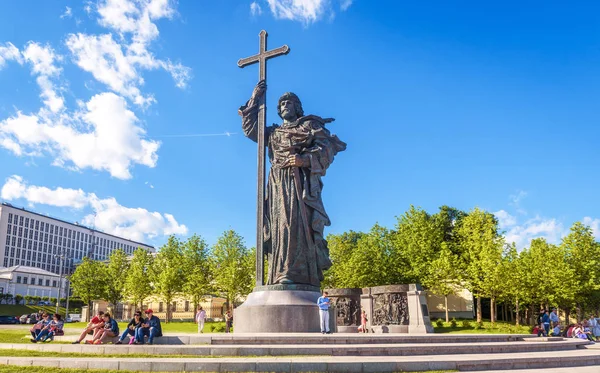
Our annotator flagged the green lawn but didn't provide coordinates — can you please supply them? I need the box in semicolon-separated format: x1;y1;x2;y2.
0;349;218;359
0;305;68;318
433;319;532;334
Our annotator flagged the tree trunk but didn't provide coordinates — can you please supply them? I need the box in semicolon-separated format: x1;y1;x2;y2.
515;299;520;326
476;297;482;323
490;297;495;324
565;308;571;325
445;295;449;323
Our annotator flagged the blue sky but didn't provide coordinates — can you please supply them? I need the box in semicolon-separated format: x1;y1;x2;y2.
0;0;599;250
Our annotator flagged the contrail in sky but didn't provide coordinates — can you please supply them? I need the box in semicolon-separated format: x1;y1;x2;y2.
152;132;238;138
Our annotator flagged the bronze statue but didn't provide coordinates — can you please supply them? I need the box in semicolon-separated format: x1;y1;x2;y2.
239;80;346;287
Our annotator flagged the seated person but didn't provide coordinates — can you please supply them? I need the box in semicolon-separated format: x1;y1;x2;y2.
73;310;105;344
30;313;50;339
31;313;64;343
116;311;144;345
91;313;119;345
533;324;546;337
135;309;162;345
552;322;561;336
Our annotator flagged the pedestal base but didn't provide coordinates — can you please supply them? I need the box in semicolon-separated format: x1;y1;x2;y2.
234;289;334;333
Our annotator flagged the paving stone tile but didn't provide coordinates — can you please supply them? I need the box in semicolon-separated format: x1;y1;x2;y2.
183;361;221;372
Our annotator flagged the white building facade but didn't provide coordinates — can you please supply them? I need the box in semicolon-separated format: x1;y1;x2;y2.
0;265;67;298
0;203;154;276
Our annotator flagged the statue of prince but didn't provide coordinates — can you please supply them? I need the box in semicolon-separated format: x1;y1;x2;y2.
239;80;347;288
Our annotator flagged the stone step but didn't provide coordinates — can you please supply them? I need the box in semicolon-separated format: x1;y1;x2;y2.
1;339;588;357
3;348;600;372
53;332;535;345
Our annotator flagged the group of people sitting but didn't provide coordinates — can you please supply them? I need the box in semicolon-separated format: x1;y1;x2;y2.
533;308;600;343
29;313;64;343
71;309;162;345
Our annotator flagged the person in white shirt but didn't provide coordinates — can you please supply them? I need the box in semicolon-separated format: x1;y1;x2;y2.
195;306;207;333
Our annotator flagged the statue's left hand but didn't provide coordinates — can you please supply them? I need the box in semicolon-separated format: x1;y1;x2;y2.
283;154;309;168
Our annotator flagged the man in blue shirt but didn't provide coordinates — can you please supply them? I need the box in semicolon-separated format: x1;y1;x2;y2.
136;309;162;345
317;291;331;334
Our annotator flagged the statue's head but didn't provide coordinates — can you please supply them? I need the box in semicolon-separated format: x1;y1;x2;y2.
277;92;304;121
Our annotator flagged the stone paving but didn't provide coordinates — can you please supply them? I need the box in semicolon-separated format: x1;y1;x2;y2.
1;332;599;372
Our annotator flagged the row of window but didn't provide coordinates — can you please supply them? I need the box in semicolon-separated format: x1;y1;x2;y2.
158;301;191;313
3;257;60;273
7;212;142;254
15;275;58;288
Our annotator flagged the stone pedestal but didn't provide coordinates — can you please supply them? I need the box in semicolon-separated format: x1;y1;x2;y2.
325;288;362;333
407;284;435;334
234;285;335;333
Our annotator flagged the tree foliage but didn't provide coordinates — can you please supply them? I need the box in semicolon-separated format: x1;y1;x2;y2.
69;257;107;321
153;236;185;322
211;230;253;309
105;249;130;311
125;247;154;311
181;234;212;311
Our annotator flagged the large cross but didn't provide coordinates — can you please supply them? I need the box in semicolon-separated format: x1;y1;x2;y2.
238;30;290;287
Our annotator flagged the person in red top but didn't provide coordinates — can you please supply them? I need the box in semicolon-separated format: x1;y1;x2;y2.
72;310;105;344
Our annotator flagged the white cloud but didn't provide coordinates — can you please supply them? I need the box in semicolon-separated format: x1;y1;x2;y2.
509;190;528;214
339;0;352;11
583;217;600;240
66;0;191;106
495;209;516;229
250;1;263;16
1;175;187;241
265;0;352;24
0;42;23;69
22;42;64;113
503;215;565;249
61;6;73;19
0;92;160;179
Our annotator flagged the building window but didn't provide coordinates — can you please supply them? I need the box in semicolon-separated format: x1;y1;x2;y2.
7;224;11;233
5;236;9;245
45;279;50;287
185;301;189;312
31;277;36;285
38;278;43;286
52;280;57;287
16;276;21;284
8;213;12;224
159;302;164;312
23;277;27;284
35;221;39;230
4;246;8;256
18;227;22;237
11;237;15;246
3;258;7;267
19;216;23;226
12;226;16;235
17;238;21;248
25;218;29;227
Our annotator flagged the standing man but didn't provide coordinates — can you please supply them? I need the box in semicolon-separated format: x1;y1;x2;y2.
195;306;206;334
550;308;559;327
317;291;331;334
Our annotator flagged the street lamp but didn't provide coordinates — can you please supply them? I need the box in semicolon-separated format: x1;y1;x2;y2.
55;253;66;315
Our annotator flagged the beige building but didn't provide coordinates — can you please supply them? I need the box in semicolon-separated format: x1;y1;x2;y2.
426;287;475;319
90;295;227;321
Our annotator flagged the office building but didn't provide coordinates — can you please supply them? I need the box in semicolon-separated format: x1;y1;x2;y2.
0;203;154;276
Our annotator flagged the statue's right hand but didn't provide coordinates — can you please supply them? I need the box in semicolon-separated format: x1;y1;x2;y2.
251;80;266;100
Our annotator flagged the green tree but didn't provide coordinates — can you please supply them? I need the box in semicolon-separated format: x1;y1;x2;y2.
393;206;442;284
322;231;365;289
424;243;461;322
24;295;33;305
344;224;403;288
181;234;212;312
154;236;184;323
501;243;526;326
125;247;155;311
105;249;130;316
211;230;253;310
457;207;503;323
14;294;23;305
562;222;600;320
69;257;107;321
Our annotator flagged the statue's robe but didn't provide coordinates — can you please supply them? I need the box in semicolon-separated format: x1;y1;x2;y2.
240;101;346;287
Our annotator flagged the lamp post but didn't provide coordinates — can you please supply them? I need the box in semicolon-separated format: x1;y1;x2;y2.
55;253;66;315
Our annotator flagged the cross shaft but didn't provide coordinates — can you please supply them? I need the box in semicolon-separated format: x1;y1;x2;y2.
237;30;290;287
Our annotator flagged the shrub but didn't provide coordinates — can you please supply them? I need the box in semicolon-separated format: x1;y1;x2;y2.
473;321;483;330
461;320;471;328
435;319;444;328
450;318;457;328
